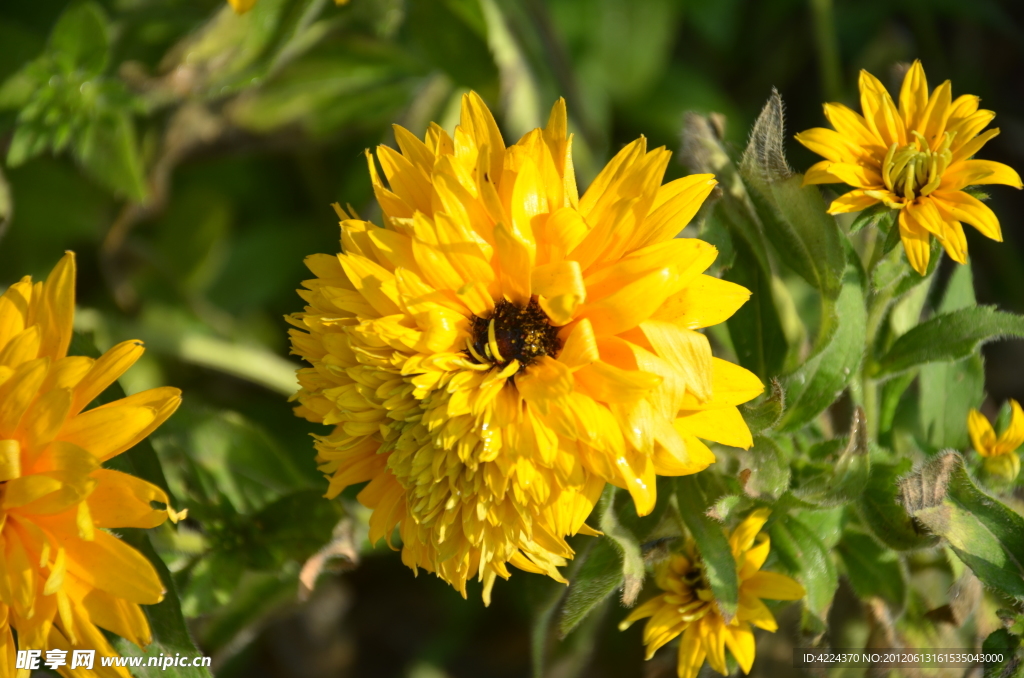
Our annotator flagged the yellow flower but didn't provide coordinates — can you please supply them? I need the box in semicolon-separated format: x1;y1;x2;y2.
969;400;1024;481
796;60;1022;275
0;252;183;673
620;509;804;678
288;92;763;601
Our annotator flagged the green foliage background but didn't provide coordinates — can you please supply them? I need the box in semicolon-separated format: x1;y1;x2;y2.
2;1;1024;677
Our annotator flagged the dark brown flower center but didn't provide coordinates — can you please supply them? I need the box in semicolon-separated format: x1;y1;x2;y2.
466;297;561;372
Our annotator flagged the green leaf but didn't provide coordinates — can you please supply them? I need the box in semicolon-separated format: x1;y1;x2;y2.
739;377;784;434
858;459;939;551
558;537;622;638
596;485;646;607
769;514;837;619
779;260;866;430
900;452;1024;598
740;435;790;499
982;628;1022;678
236;489;343;570
790;408;870;507
739;91;846;298
836;529;907;611
875;306;1024;377
724;237;788;383
199;569;298;653
918;262;985;450
848;203;889;235
675;476;738;620
74;110;147;200
49;1;109;77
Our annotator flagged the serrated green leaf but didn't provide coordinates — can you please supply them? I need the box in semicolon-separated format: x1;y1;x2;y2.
779;260;865;430
875;306;1024;377
49;1;109;77
836;529;906;611
768;514;837;618
858;460;939;551
901;452;1024;598
675;476;738;620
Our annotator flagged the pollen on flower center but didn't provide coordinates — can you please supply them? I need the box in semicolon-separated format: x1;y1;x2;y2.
882;130;955;201
466;297;561;372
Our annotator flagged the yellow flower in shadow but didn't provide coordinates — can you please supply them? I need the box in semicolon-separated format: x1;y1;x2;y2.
620;509;804;678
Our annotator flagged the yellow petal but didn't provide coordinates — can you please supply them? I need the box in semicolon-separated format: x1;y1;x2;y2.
532;260;585;325
557;319;599;370
744;570;805;600
723;621;756;675
859;69;905;147
898;60;929;132
69;340;145;417
0;357;48;438
87;469;172;529
931;190;1002;241
729;508;770;554
820;162;883;189
677;622;708;678
683;358;763;410
921;79;953;142
995;399;1024;455
0;325;41;370
969;408;997;457
632;174;717;248
703;617;729;674
677;406;752;449
515;356;573;410
823;103;883;151
39;252;76;361
494;222;535;306
23;387;73;451
942;159;1023;191
58;387;182;461
227;0;257;13
460;91;506;188
651;275;750;330
640;321;713;403
80;588;151;648
795;128;865;163
577;266;680;336
0;440;21;481
897;205;933;275
827;189;882;215
64;529;165;604
803;160;841;185
573;361;662;405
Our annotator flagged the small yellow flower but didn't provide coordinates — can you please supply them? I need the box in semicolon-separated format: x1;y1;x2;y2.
0;252;183;671
968;400;1024;481
620;509;804;678
289;93;763;601
796;60;1022;275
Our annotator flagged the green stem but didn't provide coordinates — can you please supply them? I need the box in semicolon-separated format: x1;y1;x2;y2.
809;0;842;101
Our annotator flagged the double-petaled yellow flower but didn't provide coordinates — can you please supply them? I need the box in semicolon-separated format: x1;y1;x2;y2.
797;60;1021;275
620;509;804;678
969;400;1024;481
0;252;183;676
288;93;763;601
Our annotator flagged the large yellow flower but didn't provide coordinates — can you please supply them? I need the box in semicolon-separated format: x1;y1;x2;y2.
969;399;1024;481
620;509;804;678
288;93;763;601
796;60;1022;275
0;252;183;676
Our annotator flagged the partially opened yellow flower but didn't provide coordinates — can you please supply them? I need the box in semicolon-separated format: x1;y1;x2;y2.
288;93;763;601
0;252;184;674
796;60;1022;275
620;509;804;678
968;400;1024;481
